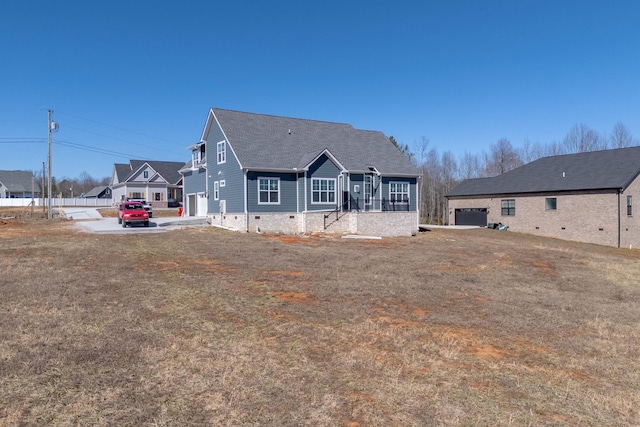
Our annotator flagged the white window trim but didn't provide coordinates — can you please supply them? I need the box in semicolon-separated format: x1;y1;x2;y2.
364;175;372;205
217;141;226;164
389;181;410;204
213;181;219;201
220;180;226;187
258;177;280;205
311;178;337;205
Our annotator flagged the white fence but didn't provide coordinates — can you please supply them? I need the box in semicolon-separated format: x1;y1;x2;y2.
0;198;113;207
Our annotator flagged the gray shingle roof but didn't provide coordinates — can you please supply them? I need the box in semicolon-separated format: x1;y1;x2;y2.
82;186;109;197
0;170;40;192
116;160;185;184
447;146;640;197
210;108;419;176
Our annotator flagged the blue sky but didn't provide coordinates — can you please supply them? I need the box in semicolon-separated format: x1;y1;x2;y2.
1;1;639;179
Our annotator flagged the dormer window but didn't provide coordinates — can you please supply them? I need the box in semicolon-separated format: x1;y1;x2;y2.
217;141;226;164
143;171;149;179
191;143;207;168
199;144;206;163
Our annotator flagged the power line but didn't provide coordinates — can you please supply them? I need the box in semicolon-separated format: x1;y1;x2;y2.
56;110;186;146
53;139;139;159
60;123;185;156
0;137;47;140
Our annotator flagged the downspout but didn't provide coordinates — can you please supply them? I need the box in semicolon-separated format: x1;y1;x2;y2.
244;170;248;232
303;170;308;234
295;170;299;213
617;190;621;248
295;171;300;233
205;167;209;216
338;172;344;211
417;176;421;228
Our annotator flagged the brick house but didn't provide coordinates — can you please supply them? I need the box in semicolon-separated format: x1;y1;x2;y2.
180;108;421;236
446;146;640;248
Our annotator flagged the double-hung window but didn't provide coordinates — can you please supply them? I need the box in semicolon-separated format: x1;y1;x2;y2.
217;141;226;164
501;199;515;216
389;182;409;203
213;181;219;201
258;178;279;204
312;178;336;204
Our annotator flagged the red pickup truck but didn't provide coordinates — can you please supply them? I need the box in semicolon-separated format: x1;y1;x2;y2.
118;201;150;228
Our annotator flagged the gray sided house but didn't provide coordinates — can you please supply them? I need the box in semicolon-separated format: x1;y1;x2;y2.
446;146;640;248
111;160;184;208
0;170;41;198
81;186;111;199
181;108;421;236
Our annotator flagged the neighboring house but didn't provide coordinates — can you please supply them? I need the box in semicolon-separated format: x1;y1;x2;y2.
446;146;640;248
111;160;184;208
81;186;112;199
181;108;421;236
0;170;41;198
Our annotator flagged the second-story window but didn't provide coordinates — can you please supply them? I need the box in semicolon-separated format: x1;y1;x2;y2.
217;141;226;164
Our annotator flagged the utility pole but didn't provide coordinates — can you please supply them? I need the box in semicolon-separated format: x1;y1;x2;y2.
47;109;53;219
42;162;45;215
46;110;58;219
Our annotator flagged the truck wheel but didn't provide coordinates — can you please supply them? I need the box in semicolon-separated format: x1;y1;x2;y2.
118;217;122;224
122;221;127;228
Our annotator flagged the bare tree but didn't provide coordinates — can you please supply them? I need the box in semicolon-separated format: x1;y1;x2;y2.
609;122;635;148
484;138;523;176
519;138;546;163
544;140;566;157
440;151;458;223
458;151;482;179
562;123;606;153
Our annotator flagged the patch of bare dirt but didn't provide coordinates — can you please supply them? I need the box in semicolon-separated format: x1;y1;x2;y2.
1;225;639;425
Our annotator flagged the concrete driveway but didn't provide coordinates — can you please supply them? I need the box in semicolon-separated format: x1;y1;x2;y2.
65;208;208;234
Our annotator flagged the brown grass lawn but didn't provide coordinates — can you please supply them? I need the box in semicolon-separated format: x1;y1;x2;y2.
1;217;639;426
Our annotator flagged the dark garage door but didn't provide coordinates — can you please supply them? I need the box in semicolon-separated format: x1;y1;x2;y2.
455;208;487;226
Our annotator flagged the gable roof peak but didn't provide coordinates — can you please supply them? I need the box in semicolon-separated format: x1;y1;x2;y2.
205;107;420;176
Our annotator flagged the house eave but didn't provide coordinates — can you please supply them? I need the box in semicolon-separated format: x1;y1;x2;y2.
244;167;302;174
446;187;624;199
